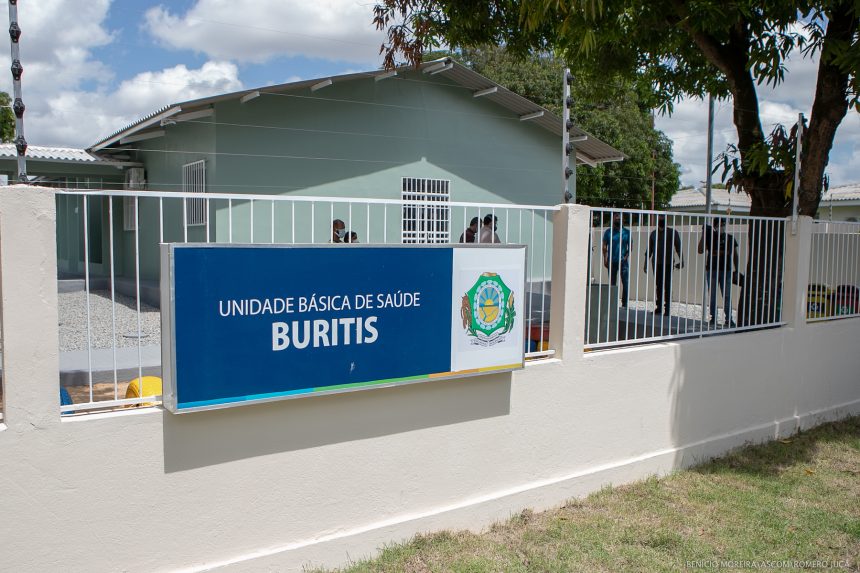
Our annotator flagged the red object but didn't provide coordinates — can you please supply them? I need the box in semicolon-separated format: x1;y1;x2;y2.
529;322;550;342
832;285;859;315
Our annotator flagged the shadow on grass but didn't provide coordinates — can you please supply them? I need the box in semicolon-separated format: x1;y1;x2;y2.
692;416;860;479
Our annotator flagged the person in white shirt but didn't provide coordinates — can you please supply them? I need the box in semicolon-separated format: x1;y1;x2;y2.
478;214;501;244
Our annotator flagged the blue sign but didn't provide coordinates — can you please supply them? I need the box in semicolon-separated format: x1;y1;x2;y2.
161;244;525;412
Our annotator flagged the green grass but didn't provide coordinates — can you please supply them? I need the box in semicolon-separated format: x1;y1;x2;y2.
313;417;860;573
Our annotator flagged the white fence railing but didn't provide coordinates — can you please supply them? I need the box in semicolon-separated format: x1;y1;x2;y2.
808;220;860;322
585;208;787;349
55;189;558;414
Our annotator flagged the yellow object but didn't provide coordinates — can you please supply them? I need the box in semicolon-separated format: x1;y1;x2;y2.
125;376;163;407
806;284;832;319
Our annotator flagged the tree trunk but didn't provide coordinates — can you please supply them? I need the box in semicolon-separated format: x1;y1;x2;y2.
798;4;857;216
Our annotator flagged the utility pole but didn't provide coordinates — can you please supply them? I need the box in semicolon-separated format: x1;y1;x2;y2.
650;109;656;212
562;69;575;203
8;0;27;182
705;95;714;214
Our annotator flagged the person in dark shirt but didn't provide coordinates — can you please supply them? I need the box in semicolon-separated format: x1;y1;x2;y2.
644;215;684;315
698;217;739;326
459;217;479;243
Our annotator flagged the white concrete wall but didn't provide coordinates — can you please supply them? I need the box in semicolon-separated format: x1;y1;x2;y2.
1;192;859;573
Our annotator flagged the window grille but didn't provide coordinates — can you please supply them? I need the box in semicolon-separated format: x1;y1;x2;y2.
183;160;207;226
401;177;450;244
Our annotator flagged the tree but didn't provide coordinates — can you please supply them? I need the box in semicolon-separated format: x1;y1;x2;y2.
443;47;680;209
373;0;860;218
0;92;15;143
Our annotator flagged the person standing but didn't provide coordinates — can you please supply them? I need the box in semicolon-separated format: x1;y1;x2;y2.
602;213;631;308
478;214;501;244
644;215;684;315
459;217;479;243
698;217;738;327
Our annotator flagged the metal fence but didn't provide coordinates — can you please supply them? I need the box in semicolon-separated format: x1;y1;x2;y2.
55;189;558;414
585;208;787;350
807;220;860;322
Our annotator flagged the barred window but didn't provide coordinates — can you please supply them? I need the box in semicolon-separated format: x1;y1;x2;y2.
401;177;450;244
183;160;207;226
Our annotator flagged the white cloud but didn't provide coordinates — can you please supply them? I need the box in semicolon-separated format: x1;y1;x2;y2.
112;61;242;112
0;1;243;148
38;61;243;146
0;0;115;147
144;0;385;66
657;97;738;187
10;0;115;91
659;49;860;187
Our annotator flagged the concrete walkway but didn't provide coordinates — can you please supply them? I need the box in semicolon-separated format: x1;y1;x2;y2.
618;308;708;339
1;345;162;386
59;345;162;385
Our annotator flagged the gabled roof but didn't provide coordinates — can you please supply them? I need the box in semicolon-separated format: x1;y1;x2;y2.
0;144;130;166
90;58;624;166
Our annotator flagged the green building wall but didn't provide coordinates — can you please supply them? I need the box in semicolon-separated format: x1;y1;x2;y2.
52;70;563;286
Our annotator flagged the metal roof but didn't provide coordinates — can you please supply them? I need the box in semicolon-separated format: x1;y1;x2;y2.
821;183;860;203
0;144;128;166
670;184;860;210
90;59;624;166
669;187;751;210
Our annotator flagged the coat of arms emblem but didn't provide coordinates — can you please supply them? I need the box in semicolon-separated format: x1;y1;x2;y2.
460;272;516;346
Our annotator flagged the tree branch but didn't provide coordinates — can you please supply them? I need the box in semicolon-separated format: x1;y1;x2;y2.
668;2;764;179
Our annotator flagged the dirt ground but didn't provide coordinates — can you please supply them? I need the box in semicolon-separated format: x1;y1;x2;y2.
65;381;133;404
1;380;158;416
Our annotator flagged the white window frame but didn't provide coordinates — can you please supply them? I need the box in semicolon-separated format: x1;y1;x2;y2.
401;177;451;244
183;160;207;227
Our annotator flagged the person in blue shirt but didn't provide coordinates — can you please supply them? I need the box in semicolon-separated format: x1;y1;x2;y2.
602;213;631;307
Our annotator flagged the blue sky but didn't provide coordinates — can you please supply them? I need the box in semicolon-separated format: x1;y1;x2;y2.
92;0;372;89
4;0;860;187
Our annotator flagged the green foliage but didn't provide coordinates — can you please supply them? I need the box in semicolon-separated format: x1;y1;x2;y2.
0;92;14;143
716;120;814;204
375;0;860;215
378;1;858;108
435;47;680;208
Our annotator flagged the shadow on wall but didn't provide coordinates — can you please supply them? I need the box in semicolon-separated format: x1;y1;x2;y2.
665;327;824;471
162;372;512;473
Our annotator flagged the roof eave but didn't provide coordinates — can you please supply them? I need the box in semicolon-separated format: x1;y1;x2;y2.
90;58;625;165
90;106;182;152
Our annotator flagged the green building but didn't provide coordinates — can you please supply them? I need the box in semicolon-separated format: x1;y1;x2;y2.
10;59;623;300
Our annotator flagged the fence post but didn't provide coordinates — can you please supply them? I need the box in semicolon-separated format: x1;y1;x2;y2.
781;215;813;328
549;203;591;359
0;186;60;430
